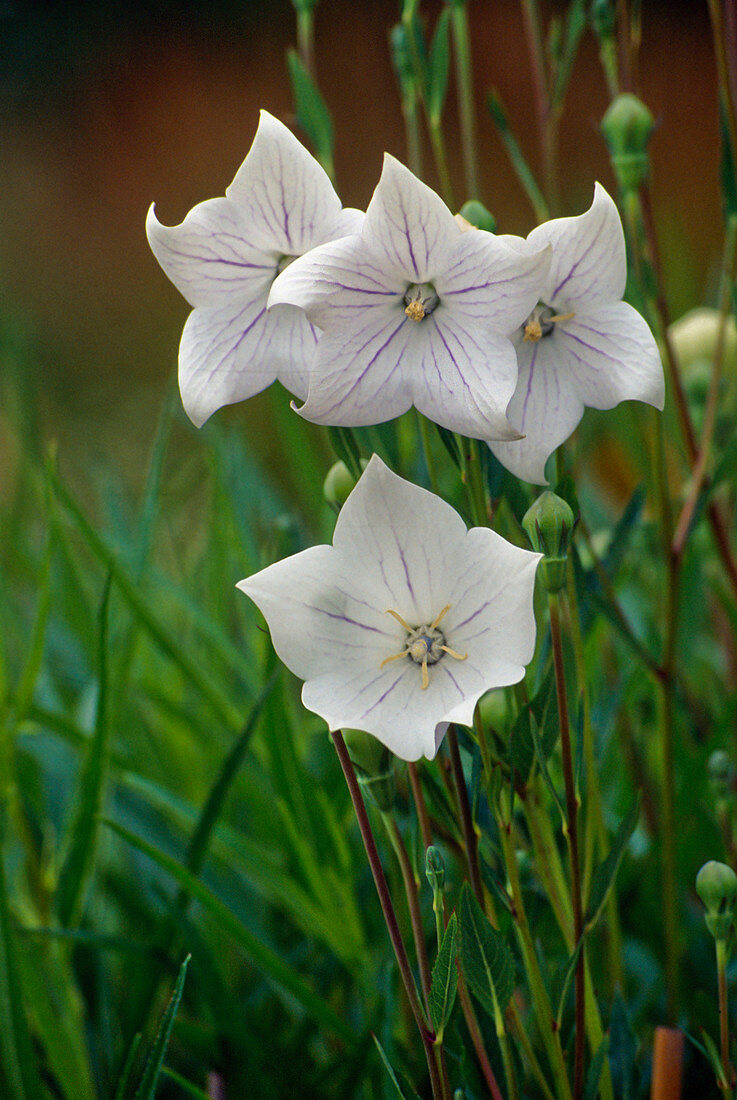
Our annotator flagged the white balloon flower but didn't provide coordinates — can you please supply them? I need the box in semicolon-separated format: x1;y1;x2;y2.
238;455;541;761
146;110;363;427
269;154;551;441
489;183;665;484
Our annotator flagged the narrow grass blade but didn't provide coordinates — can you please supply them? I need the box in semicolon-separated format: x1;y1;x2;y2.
585;797;640;932
160;1067;210;1100
327;425;364;483
0;823;38;1099
57;574;113;928
113;1033;142;1100
286;48;335;178
134;954;190;1100
487;90;549;222
105;820;357;1046
373;1035;422;1100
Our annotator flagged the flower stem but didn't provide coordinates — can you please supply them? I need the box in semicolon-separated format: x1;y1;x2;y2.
717;938;734;1097
417;412;441;496
449;0;480;200
548;593;585;1100
447;725;484;908
331;731;445;1099
383;812;433;1016
408;761;434;852
456;976;508;1100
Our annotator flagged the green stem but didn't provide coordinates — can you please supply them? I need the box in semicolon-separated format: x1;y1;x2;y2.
417;412;441;495
717;937;734;1097
457;975;507;1100
549;593;585;1100
447;725;484;908
383;813;433;1017
498;798;573;1100
464;438;488;528
331;732;445;1099
450;0;480;200
296;6;315;78
428;116;456;209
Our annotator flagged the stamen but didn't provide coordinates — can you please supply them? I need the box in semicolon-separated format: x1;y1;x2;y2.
441;645;467;661
405;300;426;323
380;650;410;669
430;604;451;630
421;658;429;689
385;608;414;631
524;318;543;342
549;311;575;324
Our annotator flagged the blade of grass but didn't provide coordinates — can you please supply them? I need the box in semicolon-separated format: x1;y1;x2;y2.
134;954;190;1100
0;817;39;1099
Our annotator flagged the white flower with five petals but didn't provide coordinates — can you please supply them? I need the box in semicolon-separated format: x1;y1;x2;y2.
146;110;363;426
238;455;541;761
269;155;551;441
489;183;665;484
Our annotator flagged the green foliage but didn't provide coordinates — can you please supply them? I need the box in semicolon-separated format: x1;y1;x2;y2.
457;885;514;1019
429;911;458;1038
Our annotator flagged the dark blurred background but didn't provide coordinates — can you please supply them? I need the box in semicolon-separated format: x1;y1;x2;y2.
0;0;721;490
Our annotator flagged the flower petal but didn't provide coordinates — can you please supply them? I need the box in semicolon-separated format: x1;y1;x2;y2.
489;339;586;484
555;301;665;410
362;154;460;283
146;198;276;310
225;110;343;255
179;298;315;426
528;182;626;311
436;231;551;335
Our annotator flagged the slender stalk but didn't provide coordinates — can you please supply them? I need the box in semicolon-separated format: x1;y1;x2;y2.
417;412;441;496
464;438;489;528
457;975;506;1100
650;1027;684;1100
408;761;434;852
447;725;484;908
384;813;433;1015
548;593;585;1100
708;0;737;183
331;732;445;1099
717;938;734;1097
450;0;480;200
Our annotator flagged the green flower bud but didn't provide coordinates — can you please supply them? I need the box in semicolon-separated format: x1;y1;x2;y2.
457;200;497;233
522;490;576;593
390;24;415;97
601;94;655;192
696;860;737;940
590;0;616;39
425;845;445;891
341;728;396;812
323;459;367;510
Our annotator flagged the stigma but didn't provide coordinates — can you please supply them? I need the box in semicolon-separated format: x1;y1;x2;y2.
523;305;575;342
380;604;467;689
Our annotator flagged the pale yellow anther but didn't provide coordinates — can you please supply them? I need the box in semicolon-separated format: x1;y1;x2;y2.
430;604;451;630
549;311;575;324
385;608;413;631
380;650;409;669
421;659;429;689
523;318;543;342
405;299;426;323
441;645;467;661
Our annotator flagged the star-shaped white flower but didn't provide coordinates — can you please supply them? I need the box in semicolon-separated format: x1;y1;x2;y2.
489;183;665;483
238;455;541;761
146;110;363;427
269;155;551;440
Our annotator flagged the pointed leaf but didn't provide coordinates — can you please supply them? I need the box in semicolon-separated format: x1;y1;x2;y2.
426;8;451;121
586;797;640;932
554;935;584;1029
286;49;335;176
0;826;39;1099
584;1037;610;1100
372;1035;422;1100
458;883;514;1017
113;1034;142;1100
134;954;190;1100
608;992;637;1100
327;425;364;483
429;912;458;1038
487;90;548;222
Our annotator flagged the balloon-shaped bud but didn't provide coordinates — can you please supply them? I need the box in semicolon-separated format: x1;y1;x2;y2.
601;94;655;192
425;845;445;892
696;860;737;940
457;200;496;233
324;460;366;510
522;491;576;593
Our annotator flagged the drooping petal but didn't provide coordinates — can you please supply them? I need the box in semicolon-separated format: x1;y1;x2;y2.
436;230;551;335
146;198;276;310
489;339;586;484
528;183;626;311
269;235;403;329
225;109;343;255
362;154;460;283
554;301;665;410
179;298;315;426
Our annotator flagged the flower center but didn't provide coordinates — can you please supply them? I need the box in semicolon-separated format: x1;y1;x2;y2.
277;254;298;274
404;282;440;322
523;303;575;342
379;604;467;689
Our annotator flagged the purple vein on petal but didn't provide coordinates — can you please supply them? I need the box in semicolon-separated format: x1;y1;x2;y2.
549;217;606;301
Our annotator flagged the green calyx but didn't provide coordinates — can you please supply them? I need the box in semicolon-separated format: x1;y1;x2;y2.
601;94;655;192
522;491;576;593
696;860;737;940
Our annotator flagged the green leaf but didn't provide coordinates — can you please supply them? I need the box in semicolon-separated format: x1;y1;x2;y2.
134;954;190;1100
104;820;356;1046
585;797;640;932
584;1037;610;1100
372;1035;422;1100
286;49;335;177
458;884;514;1018
608;993;637;1100
160;1067;210;1100
0;821;39;1099
510;668;557;783
530;709;566;824
554;935;584;1029
113;1034;142;1100
426;7;451;121
327;425;364;483
429;912;458;1038
487;90;549;222
550;0;587;110
433;424;463;470
56;574;113;928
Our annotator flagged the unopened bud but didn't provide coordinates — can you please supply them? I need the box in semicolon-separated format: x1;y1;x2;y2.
696;860;737;940
457;200;496;233
601;94;655;192
708;751;733;804
522;491;576;593
323;460;366;510
425;846;445;891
